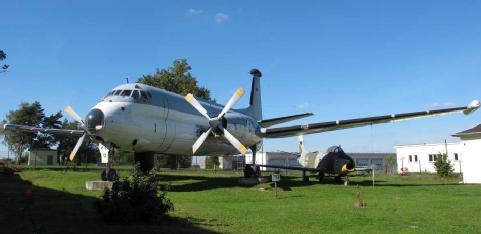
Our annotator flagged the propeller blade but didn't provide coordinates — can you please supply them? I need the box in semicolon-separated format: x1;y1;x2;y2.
184;94;211;119
192;128;212;154
217;87;245;119
64;106;84;123
222;128;248;154
69;133;86;161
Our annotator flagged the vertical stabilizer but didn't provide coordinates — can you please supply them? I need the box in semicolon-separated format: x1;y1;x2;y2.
297;135;309;167
244;68;263;120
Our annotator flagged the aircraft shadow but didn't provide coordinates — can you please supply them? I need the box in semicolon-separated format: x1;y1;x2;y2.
0;174;218;234
157;174;257;192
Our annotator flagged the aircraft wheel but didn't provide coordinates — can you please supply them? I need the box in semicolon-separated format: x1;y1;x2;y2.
303;175;309;182
101;168;108;181
107;169;117;181
244;165;255;178
318;172;324;182
134;152;155;174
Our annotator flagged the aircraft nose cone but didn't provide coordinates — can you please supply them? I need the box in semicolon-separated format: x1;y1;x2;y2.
85;108;104;132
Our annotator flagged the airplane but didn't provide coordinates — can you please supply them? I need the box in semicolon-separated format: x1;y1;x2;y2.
254;136;373;184
3;68;480;181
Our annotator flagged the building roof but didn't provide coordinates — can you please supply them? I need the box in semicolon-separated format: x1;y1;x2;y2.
453;123;481;137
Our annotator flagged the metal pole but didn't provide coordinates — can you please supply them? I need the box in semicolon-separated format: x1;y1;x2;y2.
444;139;449;156
372;168;375;188
275;181;277;200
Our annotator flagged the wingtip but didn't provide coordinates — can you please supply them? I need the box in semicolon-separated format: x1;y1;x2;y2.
464;99;480;115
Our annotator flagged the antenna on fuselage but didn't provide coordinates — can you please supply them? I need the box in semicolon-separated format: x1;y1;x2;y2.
125;77;129;83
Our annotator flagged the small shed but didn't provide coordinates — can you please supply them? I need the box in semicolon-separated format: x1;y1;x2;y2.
453;123;481;184
28;149;57;166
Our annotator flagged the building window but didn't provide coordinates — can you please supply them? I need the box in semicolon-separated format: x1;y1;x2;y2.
414;155;418;162
429;154;437;162
454;153;459;161
409;155;412;162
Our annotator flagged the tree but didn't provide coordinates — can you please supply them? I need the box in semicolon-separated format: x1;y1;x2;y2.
384;155;397;174
434;153;455;177
0;50;9;73
137;59;211;100
3;102;45;164
206;156;220;170
31;111;63;149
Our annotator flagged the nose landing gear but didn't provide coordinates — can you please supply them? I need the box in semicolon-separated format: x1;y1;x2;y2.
101;165;118;181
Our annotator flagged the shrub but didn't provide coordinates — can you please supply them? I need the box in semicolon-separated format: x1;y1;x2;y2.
96;165;174;223
433;153;454;177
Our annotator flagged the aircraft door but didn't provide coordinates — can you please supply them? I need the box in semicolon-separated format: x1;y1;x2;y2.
157;96;175;153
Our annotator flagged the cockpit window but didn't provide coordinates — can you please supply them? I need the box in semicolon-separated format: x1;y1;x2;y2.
113;90;122;95
132;90;140;99
140;90;148;99
147;91;152;99
121;90;132;96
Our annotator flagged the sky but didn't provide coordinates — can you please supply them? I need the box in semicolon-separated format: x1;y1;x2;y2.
1;1;481;154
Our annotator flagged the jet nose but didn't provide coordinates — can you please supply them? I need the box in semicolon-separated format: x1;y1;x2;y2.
85;108;104;132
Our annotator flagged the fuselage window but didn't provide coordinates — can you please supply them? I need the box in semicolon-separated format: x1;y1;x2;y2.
121;90;132;96
114;90;122;95
132;90;140;99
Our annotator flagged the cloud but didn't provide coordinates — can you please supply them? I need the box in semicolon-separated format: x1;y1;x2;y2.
297;102;310;110
214;13;229;23
187;8;204;16
431;101;456;108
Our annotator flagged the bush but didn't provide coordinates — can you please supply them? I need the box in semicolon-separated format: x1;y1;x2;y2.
433;153;454;177
96;165;174;223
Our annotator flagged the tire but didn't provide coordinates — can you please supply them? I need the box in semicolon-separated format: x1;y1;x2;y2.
134;152;155;174
303;176;309;182
107;169;117;181
318;172;324;182
101;168;108;181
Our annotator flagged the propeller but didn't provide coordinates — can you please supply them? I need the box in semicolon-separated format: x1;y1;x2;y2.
185;87;248;155
64;105;88;161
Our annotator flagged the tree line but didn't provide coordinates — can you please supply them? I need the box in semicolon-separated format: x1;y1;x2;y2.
2;59;210;168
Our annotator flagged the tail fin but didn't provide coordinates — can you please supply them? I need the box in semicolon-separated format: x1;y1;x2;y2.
297;135;309;167
243;68;262;120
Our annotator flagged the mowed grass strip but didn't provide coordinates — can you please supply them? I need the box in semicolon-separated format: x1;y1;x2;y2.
1;169;480;233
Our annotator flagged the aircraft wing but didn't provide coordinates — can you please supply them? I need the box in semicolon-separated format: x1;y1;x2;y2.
260;100;480;138
253;164;320;172
3;124;84;136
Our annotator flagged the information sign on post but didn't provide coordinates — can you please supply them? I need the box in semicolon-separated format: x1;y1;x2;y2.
272;170;281;199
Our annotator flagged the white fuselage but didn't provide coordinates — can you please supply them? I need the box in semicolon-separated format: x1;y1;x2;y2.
88;83;262;156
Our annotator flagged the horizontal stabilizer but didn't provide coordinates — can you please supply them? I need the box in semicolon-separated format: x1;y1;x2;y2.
258;113;314;128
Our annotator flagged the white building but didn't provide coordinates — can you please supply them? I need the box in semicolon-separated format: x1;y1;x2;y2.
395;123;481;184
453;123;481;184
222;151;300;171
395;143;463;174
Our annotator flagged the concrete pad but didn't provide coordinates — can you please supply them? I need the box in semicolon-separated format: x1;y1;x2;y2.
85;181;113;191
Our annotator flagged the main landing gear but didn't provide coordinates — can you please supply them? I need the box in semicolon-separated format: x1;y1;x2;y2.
244;146;261;178
303;170;309;182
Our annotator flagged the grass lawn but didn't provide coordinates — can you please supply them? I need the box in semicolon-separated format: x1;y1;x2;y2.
1;168;480;233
